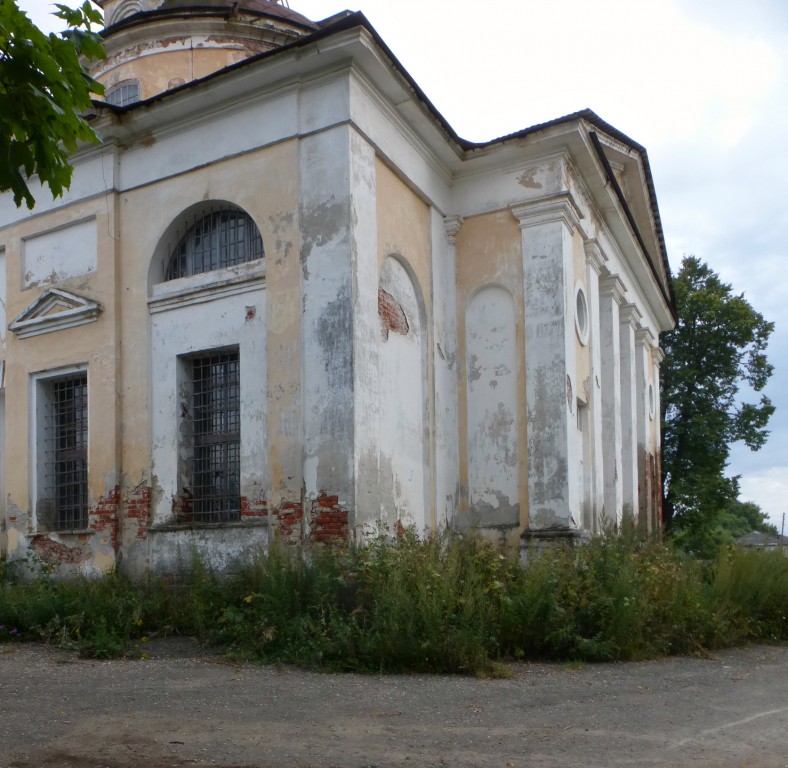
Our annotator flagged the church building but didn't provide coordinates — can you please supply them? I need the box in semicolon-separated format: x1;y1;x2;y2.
0;0;675;576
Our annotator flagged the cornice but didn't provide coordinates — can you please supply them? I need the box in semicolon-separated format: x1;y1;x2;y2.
443;215;463;245
599;275;627;304
584;238;608;275
619;302;643;330
636;327;656;347
9;289;102;340
511;191;584;236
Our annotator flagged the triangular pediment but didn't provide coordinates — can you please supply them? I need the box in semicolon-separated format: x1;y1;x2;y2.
9;288;102;339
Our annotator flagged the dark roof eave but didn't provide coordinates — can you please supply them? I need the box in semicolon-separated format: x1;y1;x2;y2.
588;131;676;321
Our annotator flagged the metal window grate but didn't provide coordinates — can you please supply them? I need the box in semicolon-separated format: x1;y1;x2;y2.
44;373;88;530
191;352;241;523
166;209;263;281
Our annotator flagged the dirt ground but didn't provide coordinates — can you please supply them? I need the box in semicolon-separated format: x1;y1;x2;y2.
0;640;786;768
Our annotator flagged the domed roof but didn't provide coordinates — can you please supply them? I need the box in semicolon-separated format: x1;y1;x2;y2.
103;0;317;32
155;0;317;29
93;0;319;105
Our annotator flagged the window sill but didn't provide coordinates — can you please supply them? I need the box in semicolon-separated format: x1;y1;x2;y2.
149;517;270;533
149;260;265;313
34;528;94;537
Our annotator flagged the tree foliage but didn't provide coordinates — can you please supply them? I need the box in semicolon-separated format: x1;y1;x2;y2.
660;255;774;553
0;0;104;208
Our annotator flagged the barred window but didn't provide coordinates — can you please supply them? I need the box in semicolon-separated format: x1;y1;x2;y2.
165;209;263;281
191;352;240;523
105;80;140;107
39;373;88;531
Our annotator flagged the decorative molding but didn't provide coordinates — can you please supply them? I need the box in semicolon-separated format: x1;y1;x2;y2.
593;130;635;158
652;346;666;365
9;289;102;339
511;191;584;236
443;215;464;246
599;275;627;305
148;261;265;314
619;303;643;329
584;238;609;275
636;327;656;347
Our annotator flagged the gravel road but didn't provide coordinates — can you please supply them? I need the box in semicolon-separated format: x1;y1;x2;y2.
1;640;786;768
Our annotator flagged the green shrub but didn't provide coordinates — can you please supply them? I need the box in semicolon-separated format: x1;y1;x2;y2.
1;532;786;672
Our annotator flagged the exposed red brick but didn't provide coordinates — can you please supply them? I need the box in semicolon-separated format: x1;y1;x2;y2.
272;501;304;543
378;288;409;340
89;486;121;552
655;451;664;528
31;536;85;565
240;496;267;518
126;484;152;540
310;493;348;543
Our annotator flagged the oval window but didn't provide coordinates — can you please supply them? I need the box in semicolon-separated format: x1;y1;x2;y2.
575;283;589;345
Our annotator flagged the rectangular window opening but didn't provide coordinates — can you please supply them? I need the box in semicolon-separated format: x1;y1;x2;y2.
39;372;88;531
190;351;240;523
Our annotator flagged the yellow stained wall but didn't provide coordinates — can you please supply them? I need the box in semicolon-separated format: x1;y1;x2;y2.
374;158;435;525
3;195;120;565
97;47;260;100
572;230;592;402
454;210;527;546
117;139;302;511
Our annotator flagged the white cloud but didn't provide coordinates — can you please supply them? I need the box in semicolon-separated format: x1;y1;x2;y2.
739;468;788;531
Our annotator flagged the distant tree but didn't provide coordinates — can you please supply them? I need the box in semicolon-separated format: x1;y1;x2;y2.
660;256;774;554
714;499;778;541
0;0;104;208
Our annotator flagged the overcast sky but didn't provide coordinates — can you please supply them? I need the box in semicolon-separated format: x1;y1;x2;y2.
18;0;788;530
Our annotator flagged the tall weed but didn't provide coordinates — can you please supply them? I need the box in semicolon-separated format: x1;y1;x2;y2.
1;532;786;671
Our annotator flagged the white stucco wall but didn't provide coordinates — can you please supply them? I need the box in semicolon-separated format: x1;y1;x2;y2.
149;271;267;526
21;218;97;289
378;256;428;530
466;285;519;527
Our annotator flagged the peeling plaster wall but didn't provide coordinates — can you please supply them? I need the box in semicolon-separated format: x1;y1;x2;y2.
374;160;432;531
466;286;519;529
430;210;460;530
22;219;97;289
2;196;120;575
299;126;355;514
0;28;674;571
455;211;526;546
377;258;428;529
119;141;300;574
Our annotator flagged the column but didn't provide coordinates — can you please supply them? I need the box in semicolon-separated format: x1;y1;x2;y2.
619;303;641;523
652;346;666;531
599;275;625;527
636;328;655;531
432;214;461;529
299;126;357;517
584;239;607;533
512;192;583;535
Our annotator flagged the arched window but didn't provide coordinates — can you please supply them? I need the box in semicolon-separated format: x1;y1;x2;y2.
165;207;264;281
105;80;140;107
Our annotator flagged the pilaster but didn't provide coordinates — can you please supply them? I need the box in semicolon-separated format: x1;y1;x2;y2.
584;239;607;533
619;303;641;523
599;275;625;527
431;213;462;528
512;192;583;536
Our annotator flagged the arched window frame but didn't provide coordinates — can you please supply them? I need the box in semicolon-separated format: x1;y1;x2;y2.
165;207;264;282
105;79;140;107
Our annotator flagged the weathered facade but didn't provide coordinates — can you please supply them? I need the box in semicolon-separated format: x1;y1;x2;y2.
0;0;675;576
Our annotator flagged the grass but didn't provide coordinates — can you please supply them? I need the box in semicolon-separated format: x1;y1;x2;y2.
0;531;786;672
